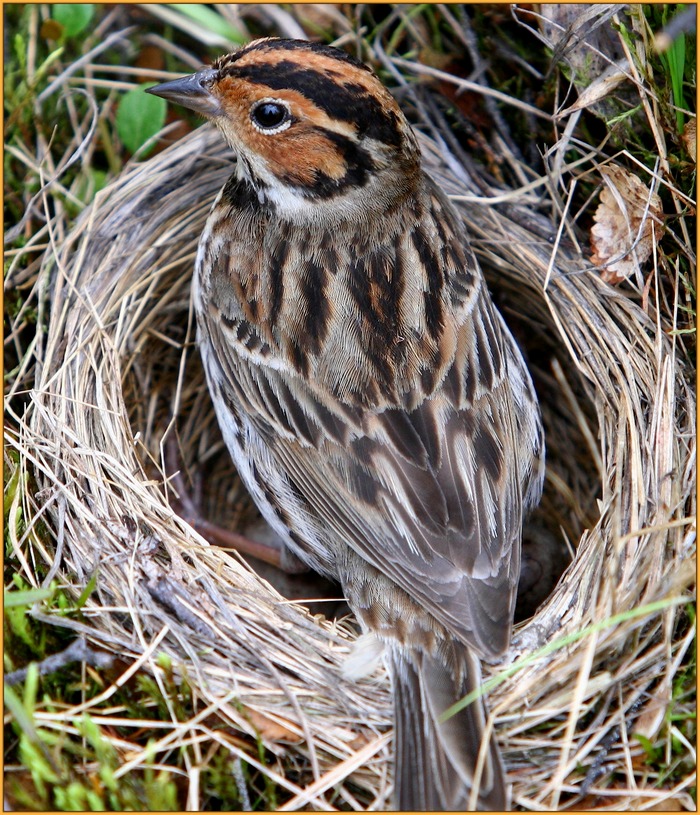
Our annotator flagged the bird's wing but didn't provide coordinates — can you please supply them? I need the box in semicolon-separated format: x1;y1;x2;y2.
205;295;538;656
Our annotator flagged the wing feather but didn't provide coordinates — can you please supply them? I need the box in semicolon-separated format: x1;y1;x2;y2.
203;293;540;656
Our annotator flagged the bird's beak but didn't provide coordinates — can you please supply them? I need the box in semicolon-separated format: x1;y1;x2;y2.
147;69;222;117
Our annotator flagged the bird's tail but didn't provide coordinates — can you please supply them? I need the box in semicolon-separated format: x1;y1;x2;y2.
390;643;506;811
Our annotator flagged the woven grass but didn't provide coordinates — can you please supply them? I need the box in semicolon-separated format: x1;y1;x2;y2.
5;6;695;811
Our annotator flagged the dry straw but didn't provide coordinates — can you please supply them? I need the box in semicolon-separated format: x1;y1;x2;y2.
5;7;695;811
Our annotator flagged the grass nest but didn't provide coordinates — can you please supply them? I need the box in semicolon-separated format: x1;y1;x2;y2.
5;8;695;811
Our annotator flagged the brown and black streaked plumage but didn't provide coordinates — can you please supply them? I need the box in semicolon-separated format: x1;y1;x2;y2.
149;37;544;811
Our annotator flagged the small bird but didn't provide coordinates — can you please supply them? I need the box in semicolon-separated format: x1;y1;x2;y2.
149;38;544;811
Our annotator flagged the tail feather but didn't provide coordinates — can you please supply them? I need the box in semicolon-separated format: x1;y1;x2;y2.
391;645;506;811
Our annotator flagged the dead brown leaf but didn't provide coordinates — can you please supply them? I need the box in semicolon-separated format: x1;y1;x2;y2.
682;118;696;164
590;165;663;284
244;708;304;743
645;800;683;811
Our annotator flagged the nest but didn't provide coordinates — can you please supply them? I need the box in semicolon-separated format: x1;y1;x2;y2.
6;22;695;813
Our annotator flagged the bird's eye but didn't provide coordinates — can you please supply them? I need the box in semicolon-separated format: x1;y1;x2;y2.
250;100;291;132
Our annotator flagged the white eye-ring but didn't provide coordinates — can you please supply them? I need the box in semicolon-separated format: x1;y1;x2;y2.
250;98;292;134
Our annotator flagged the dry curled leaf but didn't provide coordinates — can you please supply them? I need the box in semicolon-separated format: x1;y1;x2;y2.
682;118;696;164
590;165;663;284
557;64;628;118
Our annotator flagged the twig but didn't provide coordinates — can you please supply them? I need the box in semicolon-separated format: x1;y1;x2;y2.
5;637;115;687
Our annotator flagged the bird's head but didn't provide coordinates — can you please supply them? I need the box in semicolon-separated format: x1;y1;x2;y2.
148;38;421;219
